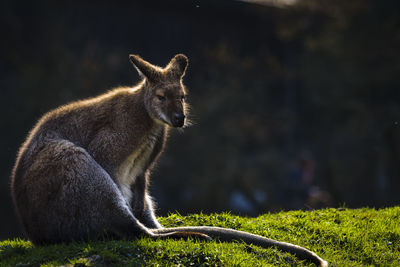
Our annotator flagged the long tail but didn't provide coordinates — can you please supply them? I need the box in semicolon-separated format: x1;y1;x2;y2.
153;226;328;267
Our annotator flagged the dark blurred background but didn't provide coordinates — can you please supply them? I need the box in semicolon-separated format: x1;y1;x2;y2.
1;0;399;239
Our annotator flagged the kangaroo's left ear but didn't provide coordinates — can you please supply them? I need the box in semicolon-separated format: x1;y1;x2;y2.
166;54;189;79
129;54;162;82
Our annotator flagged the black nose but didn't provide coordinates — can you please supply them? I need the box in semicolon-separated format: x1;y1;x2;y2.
172;112;185;127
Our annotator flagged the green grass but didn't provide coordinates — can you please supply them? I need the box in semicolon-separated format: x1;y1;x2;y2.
1;207;399;266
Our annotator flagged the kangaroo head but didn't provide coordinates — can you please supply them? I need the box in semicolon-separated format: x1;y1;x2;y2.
129;54;189;128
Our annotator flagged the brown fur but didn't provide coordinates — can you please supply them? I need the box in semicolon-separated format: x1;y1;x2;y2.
10;54;327;266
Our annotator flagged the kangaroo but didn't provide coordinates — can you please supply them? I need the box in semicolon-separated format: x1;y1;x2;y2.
11;54;327;266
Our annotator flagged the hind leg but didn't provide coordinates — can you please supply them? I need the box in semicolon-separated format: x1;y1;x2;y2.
13;139;153;244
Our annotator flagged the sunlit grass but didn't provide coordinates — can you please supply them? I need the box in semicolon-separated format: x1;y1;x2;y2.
1;207;399;266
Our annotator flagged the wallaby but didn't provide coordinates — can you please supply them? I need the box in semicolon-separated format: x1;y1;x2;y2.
11;54;327;266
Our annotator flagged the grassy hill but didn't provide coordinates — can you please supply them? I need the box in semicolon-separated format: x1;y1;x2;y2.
1;207;399;266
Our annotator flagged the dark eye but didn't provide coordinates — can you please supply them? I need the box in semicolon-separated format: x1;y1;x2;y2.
157;95;166;101
180;95;186;102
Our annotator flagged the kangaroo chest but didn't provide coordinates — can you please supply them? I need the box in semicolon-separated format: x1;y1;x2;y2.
117;127;162;203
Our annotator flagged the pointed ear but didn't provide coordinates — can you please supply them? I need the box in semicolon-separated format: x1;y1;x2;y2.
166;54;189;78
129;54;161;81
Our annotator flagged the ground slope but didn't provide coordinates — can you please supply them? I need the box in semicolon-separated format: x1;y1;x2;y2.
1;207;399;266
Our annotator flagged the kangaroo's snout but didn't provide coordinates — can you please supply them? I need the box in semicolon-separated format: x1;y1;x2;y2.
172;112;185;127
